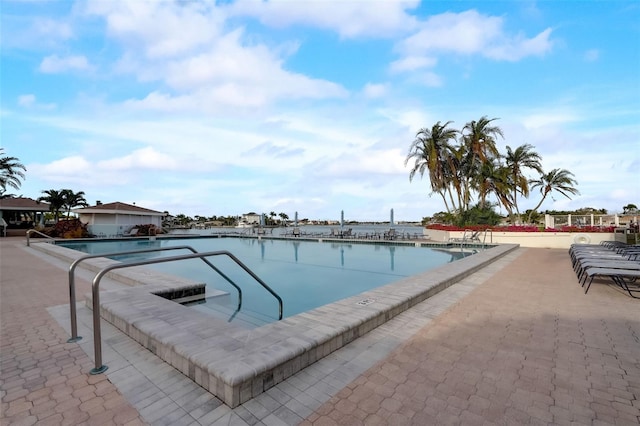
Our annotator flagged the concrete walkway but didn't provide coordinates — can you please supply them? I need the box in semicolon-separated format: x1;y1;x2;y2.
1;237;639;425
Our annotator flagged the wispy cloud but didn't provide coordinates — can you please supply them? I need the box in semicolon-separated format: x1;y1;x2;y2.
39;54;92;73
397;10;553;60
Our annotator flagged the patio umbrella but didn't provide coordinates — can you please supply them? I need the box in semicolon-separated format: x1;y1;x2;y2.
390;208;394;227
294;211;298;227
260;214;265;227
340;210;344;229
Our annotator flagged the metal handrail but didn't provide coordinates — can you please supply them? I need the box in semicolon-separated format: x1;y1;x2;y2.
483;229;493;247
89;250;283;374
26;229;56;246
67;245;242;343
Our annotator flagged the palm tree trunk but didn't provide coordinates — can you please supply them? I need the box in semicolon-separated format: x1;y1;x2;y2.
513;188;520;220
527;191;548;223
437;190;451;213
447;186;459;213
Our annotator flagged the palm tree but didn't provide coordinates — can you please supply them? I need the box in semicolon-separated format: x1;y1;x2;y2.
405;121;459;213
505;144;543;223
61;189;89;218
0;149;26;198
38;190;66;223
472;158;514;215
527;168;580;223
461;117;503;211
462;116;503;163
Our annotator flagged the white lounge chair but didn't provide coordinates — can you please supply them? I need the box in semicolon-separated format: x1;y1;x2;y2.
123;228;139;237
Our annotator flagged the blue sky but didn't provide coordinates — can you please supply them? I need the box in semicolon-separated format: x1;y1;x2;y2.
2;0;639;221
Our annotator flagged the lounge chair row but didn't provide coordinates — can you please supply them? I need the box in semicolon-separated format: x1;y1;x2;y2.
569;241;640;298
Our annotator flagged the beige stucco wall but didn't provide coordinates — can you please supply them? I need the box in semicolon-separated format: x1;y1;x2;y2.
425;229;618;249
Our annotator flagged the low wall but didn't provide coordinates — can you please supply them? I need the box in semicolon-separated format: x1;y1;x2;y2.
426;229;617;249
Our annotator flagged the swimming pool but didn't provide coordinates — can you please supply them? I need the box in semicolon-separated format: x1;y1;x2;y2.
38;237;515;407
58;237;475;324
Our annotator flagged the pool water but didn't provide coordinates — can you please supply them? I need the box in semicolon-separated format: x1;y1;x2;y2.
59;237;474;324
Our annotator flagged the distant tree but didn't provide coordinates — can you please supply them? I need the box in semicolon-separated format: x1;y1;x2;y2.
0;149;26;198
623;204;638;214
527;169;580;223
174;213;192;226
574;207;608;215
61;189;88;218
278;212;289;224
38;190;66;223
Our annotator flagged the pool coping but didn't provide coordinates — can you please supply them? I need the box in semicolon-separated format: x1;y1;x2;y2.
32;240;519;407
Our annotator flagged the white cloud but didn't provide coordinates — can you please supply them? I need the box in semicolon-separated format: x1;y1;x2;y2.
28;155;93;184
520;110;580;129
82;0;225;59
82;2;348;110
97;147;179;171
18;94;36;107
227;0;420;39
17;94;57;110
389;55;437;73
413;71;443;87
39;54;92;73
362;83;387;98
485;28;554;61
398;10;553;61
1;16;73;50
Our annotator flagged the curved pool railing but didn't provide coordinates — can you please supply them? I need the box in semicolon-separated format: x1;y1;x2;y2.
26;229;56;246
67;245;243;343
89;250;283;374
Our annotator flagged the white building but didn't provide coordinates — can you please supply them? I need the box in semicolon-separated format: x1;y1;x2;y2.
74;202;165;237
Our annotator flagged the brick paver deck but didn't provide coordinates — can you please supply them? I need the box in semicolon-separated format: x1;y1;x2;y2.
1;237;147;425
303;247;640;425
2;236;639;425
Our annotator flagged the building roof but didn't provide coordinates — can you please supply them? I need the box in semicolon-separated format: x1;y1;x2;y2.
74;202;165;216
0;197;50;211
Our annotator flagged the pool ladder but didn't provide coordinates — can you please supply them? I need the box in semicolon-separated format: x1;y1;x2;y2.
66;245;283;374
26;229;56;246
453;229;493;249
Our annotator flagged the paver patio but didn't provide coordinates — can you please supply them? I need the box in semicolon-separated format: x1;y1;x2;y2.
303;246;640;425
2;236;639;425
0;237;146;425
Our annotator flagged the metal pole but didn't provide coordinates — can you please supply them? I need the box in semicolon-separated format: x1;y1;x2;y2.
67;268;81;342
90;269;108;374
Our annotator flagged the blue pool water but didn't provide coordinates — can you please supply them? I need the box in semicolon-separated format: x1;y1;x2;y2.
59;237;475;324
